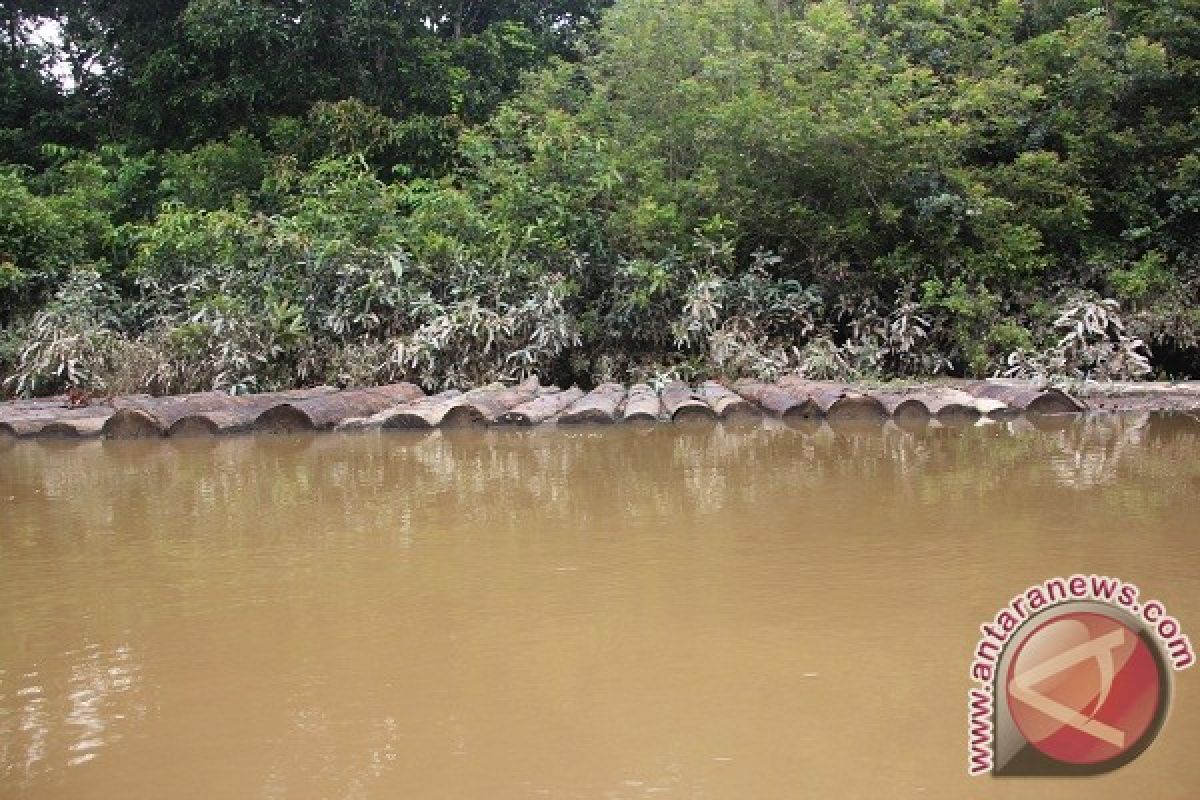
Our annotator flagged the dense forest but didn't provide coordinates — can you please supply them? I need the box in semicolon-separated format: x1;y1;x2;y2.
1;0;1197;396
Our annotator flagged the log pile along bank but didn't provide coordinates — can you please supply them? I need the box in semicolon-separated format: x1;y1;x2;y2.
3;379;1198;441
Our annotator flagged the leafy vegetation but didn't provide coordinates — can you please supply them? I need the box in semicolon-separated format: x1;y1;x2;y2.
1;0;1197;396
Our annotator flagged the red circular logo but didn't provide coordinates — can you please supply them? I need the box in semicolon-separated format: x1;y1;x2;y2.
1005;611;1163;765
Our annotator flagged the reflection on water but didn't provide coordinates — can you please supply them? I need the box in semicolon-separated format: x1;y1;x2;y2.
1;415;1199;798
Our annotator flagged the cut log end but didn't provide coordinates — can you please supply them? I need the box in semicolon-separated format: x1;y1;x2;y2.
37;423;79;438
102;409;164;439
441;405;488;428
826;396;887;420
167;416;220;437
892;399;932;421
620;384;661;424
1027;390;1086;414
381;415;435;430
253;405;314;433
780;400;821;420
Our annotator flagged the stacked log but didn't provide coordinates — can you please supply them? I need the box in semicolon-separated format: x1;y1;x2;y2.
0;376;1098;440
923;389;986;425
0;395;90;422
253;383;424;433
496;387;585;426
877;390;922;419
875;387;986;422
365;390;468;430
103;391;235;438
776;377;887;420
661;382;718;423
371;378;543;429
0;393;136;438
0;403;123;439
559;383;627;425
698;381;760;420
101;408;163;438
967;381;1087;414
731;381;815;418
459;378;543;424
167;410;249;437
157;388;339;437
620;384;662;423
98;387;343;438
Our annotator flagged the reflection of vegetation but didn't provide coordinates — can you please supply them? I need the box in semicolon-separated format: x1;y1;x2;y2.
2;415;1197;545
0;640;146;780
2;1;1200;394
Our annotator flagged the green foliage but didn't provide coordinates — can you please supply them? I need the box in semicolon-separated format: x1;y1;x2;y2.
160;134;267;210
1109;250;1176;302
0;158;120;324
2;0;1200;395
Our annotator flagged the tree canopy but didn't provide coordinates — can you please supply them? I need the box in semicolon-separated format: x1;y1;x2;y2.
1;0;1198;395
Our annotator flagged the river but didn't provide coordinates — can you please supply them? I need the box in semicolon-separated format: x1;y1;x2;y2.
2;415;1197;798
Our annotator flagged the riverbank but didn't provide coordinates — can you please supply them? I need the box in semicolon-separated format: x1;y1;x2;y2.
2;377;1198;441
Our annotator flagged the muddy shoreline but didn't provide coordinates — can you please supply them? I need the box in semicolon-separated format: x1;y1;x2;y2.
3;378;1199;440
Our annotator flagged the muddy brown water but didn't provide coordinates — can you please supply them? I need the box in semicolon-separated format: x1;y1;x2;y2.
2;415;1198;799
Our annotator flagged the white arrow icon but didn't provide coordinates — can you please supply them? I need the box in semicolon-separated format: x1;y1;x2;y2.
1008;627;1128;749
